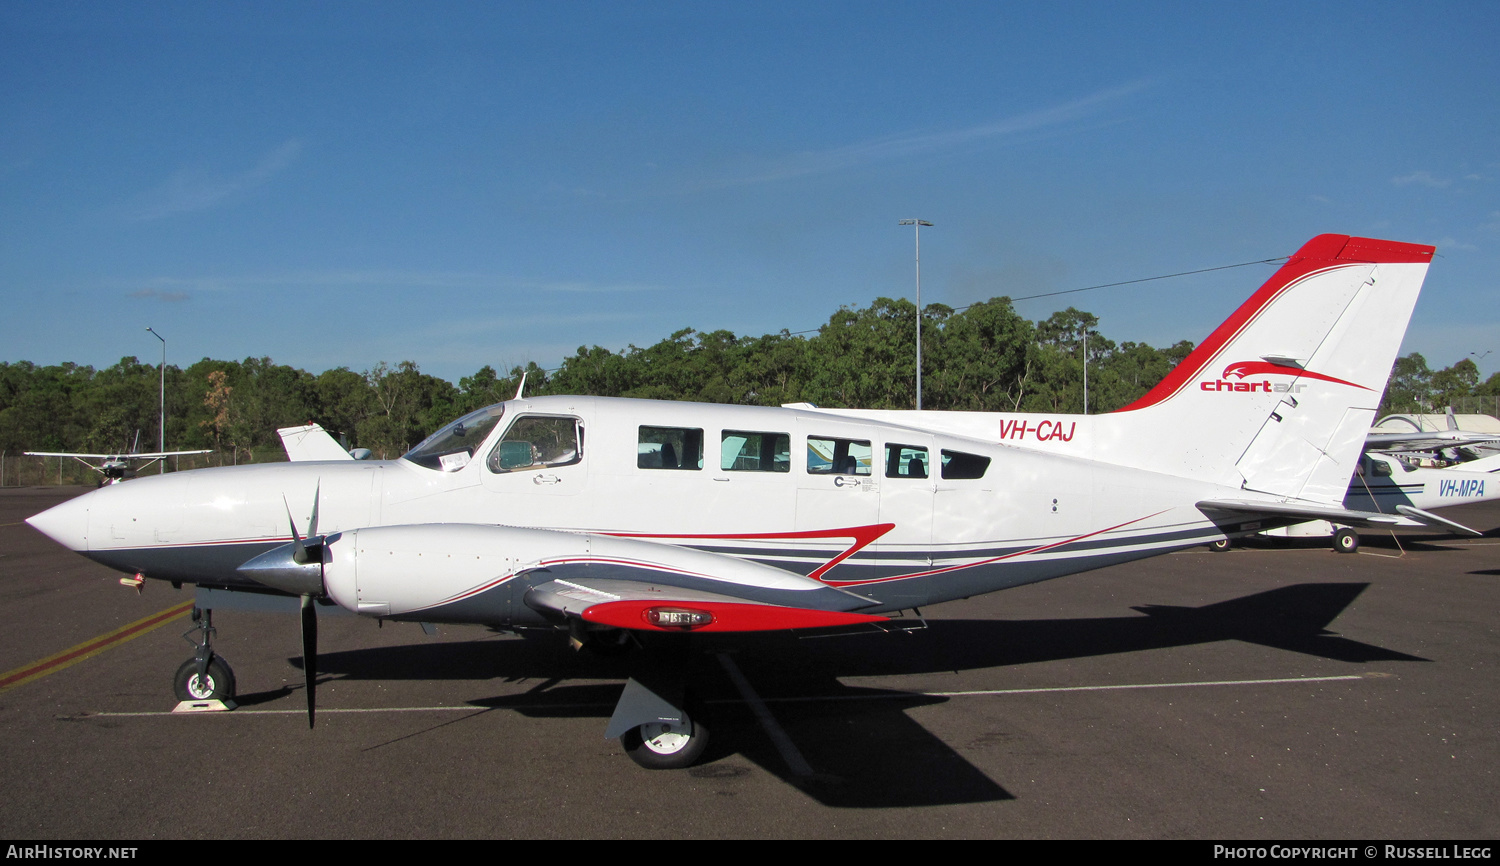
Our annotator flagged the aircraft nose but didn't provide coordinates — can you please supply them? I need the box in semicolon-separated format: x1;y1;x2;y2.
26;492;93;552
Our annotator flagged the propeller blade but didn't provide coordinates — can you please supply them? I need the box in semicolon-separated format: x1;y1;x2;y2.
307;480;320;539
283;496;308;563
301;593;318;728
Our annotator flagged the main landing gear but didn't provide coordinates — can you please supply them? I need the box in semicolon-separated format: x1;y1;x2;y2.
174;607;237;706
591;634;710;770
1332;526;1360;554
620;712;710;770
608;674;710;770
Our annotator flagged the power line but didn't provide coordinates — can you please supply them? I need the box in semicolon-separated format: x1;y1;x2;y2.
786;254;1289;336
529;252;1292;373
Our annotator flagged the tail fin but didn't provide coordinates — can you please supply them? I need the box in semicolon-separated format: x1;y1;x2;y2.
1116;235;1434;502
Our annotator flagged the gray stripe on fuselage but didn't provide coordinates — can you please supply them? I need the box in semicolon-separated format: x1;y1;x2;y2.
85;541;284;588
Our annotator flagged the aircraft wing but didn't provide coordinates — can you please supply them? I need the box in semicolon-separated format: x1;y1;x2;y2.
1364;431;1500;453
524;576;889;633
277;424;356;461
1198;499;1482;536
22;449;208;459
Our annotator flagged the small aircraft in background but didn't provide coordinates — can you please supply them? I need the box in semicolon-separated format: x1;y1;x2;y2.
26;433;210;487
276;424;371;462
1241;411;1500;552
26;234;1457;769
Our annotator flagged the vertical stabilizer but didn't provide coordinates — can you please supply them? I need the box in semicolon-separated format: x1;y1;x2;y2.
1115;235;1434;501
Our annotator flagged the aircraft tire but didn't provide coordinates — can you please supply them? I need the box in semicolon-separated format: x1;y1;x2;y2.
1332;527;1360;555
173;657;237;702
621;714;709;770
1208;538;1231;553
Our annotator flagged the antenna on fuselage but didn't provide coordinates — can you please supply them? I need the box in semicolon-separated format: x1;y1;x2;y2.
514;371;528;400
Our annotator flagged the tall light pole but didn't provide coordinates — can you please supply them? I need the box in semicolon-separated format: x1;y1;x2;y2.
898;219;933;410
1082;328;1088;416
146;327;165;472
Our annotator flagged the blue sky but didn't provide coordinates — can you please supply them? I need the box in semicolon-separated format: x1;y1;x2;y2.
3;1;1497;386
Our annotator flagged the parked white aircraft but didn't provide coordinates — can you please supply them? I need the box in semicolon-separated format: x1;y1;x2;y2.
25;436;211;486
1255;448;1498;552
26;234;1453;768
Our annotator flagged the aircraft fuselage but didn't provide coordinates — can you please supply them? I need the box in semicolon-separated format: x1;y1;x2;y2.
29;396;1247;626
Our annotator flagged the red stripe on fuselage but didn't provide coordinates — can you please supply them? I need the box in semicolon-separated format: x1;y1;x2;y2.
606;524;895;581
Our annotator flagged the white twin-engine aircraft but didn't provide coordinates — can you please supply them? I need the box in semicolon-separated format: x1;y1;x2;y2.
26;234;1454;768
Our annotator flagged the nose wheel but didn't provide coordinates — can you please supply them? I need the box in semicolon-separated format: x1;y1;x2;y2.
174;656;236;702
175;607;237;705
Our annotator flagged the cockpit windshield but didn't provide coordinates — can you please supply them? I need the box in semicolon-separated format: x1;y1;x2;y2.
403;404;506;471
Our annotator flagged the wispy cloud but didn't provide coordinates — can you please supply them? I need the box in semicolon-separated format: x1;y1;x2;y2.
128;288;190;302
1392;170;1452;188
125;139;302;221
696;81;1150;190
108;269;660;296
417;311;650;339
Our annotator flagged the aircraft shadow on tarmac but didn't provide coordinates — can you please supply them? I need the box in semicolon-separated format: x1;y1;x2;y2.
255;581;1421;808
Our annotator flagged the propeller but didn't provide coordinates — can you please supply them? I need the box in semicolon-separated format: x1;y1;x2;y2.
282;484;323;729
236;484;330;729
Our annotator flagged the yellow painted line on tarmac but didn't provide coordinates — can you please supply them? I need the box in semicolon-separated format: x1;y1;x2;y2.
0;600;196;692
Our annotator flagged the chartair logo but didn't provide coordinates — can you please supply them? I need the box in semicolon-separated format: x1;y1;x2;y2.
1200;361;1370;393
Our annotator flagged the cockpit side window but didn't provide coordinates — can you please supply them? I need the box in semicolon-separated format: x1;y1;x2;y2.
403;404;506;472
487;416;583;473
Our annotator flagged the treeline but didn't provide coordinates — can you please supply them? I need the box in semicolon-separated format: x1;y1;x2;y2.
1;295;1494;476
1378;354;1500;418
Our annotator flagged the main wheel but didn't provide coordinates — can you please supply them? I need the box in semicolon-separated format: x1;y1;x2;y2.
1208;538;1231;553
173;656;237;702
621;713;709;770
1332;527;1360;554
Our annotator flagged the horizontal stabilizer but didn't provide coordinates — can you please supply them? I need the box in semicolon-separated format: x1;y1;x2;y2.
1200;499;1406;528
1394;505;1483;537
1198;499;1481;536
525;578;887;633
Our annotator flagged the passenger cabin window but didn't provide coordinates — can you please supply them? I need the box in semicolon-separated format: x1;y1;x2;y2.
722;430;791;472
487;416;582;473
405;404;506;471
940;449;990;480
885;443;929;479
639;426;704;470
807;437;872;476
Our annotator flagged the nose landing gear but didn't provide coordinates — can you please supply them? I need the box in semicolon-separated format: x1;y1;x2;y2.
174;607;237;709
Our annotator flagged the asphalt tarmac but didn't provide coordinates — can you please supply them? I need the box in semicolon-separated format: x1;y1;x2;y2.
1;486;1496;839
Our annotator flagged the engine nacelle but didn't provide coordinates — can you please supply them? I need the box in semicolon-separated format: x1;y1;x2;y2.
318;523;839;624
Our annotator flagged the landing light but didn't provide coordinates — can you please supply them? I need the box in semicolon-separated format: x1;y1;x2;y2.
644;608;714;630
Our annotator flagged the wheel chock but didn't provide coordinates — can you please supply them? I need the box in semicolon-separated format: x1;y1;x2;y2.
171;699;237;713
